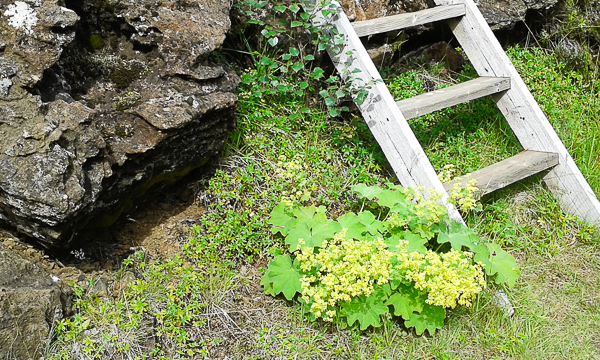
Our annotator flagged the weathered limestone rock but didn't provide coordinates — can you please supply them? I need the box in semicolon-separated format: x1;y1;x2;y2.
0;0;239;247
478;0;558;30
0;246;71;359
398;41;466;72
338;0;558;30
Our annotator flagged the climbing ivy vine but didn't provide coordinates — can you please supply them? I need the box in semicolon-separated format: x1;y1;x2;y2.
237;0;374;116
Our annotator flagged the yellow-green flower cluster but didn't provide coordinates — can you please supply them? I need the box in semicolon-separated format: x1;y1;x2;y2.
385;213;409;230
402;187;447;225
296;228;486;322
438;164;480;212
276;154;305;179
275;154;312;204
397;249;486;308
296;229;394;321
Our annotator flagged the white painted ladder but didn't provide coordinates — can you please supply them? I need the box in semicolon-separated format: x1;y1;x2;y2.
304;0;600;226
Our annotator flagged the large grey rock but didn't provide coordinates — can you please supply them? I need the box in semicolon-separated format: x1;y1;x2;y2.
0;247;71;359
0;0;239;247
338;0;558;30
477;0;559;30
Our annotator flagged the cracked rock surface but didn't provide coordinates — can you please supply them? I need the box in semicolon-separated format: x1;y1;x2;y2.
0;244;72;359
0;0;238;247
339;0;558;30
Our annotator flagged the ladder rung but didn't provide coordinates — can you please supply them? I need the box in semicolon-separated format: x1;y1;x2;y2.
444;151;559;196
396;77;510;120
352;5;465;37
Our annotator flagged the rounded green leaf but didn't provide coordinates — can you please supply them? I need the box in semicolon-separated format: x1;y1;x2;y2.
405;304;446;336
339;289;390;330
260;255;303;300
291;62;304;73
386;283;426;319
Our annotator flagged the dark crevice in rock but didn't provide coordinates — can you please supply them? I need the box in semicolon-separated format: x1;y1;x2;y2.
28;66;70;103
0;0;238;252
50;25;77;34
132;41;158;54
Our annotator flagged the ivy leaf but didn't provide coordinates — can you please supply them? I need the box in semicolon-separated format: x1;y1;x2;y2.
268;202;294;235
305;54;315;61
325;97;336;106
386;283;426;320
291;62;304;73
260;255;303;300
311;67;325;79
289;47;300;56
404;304;446;336
437;222;478;251
273;5;286;12
474;243;519;288
288;4;300;13
328;108;341;117
282;53;291;60
300;12;310;21
299;82;309;89
339;288;389;330
260;57;274;66
291;20;303;27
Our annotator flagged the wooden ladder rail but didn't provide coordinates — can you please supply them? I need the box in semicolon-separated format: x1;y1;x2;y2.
301;0;600;227
301;0;465;223
434;0;600;226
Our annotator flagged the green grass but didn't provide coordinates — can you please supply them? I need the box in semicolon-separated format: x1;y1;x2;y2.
387;64;522;174
46;41;600;360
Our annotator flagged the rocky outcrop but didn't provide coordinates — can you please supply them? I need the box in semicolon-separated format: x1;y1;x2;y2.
0;245;71;359
339;0;558;30
0;0;239;248
478;0;559;30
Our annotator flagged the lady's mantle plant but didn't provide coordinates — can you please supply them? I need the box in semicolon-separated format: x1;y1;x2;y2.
261;184;519;334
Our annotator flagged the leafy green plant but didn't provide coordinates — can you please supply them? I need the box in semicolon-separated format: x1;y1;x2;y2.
237;0;375;116
261;183;519;334
48;255;233;360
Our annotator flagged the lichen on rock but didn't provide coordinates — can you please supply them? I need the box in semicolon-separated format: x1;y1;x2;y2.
338;0;559;30
0;0;239;248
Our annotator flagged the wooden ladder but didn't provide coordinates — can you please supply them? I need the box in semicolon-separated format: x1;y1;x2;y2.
302;0;600;226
